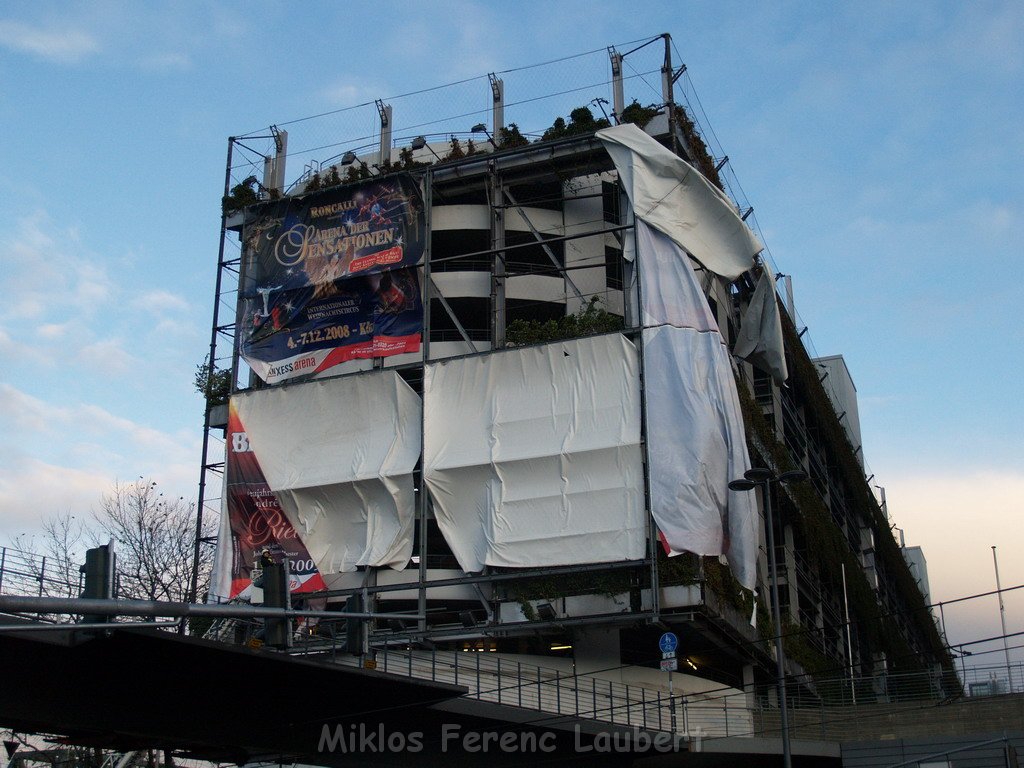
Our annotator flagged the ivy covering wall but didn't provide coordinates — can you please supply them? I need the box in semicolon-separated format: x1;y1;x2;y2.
736;310;954;678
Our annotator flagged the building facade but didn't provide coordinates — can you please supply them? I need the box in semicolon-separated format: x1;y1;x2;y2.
203;55;953;718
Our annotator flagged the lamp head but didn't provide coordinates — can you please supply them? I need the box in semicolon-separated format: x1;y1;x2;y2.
744;468;773;483
728;479;757;492
778;470;808;485
471;123;488;134
410;136;427;150
340;151;357;166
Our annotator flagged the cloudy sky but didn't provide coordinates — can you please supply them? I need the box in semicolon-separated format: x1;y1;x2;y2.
1;1;1021;673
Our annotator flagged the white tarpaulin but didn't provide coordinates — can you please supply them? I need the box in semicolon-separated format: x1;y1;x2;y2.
424;333;646;572
234;371;420;573
597;123;761;280
210;491;233;602
636;217;720;331
734;266;788;386
635;220;758;590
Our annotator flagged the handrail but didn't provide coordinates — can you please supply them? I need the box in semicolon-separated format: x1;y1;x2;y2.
886;734;1011;768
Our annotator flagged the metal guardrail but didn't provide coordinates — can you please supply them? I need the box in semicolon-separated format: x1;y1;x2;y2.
236;624;1024;745
0;546;84;599
962;663;1024;697
365;647;750;738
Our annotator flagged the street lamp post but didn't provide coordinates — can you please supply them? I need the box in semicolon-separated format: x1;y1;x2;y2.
991;546;1013;693
730;467;807;768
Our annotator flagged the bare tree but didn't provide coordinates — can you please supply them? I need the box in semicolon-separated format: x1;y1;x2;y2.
5;479;213;607
94;480;211;604
8;513;87;601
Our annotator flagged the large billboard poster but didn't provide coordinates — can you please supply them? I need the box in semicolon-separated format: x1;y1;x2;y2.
221;400;327;599
239;175;426;385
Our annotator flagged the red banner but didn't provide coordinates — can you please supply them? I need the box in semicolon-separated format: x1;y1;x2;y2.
222;401;326;598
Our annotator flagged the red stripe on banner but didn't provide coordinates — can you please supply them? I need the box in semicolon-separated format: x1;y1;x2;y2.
229;573;326;599
658;529;673;556
367;333;421;357
293;573;328;593
313;334;421;375
314;341;374;372
349;246;404;274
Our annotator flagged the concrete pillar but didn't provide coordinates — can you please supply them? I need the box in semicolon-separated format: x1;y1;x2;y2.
573;625;621;681
743;663;756;708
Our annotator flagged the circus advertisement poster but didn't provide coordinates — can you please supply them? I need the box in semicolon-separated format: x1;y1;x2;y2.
238;175;425;384
222;400;327;599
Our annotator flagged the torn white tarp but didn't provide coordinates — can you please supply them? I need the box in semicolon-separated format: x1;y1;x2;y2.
643;325;758;589
209;491;233;603
636;218;720;331
233;370;420;573
423;333;646;572
635;219;757;590
734;266;788;386
597;123;762;280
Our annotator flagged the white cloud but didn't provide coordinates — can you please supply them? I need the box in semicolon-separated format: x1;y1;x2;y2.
0;383;201;540
0;454;202;543
131;289;190;315
0;458;113;537
948;1;1024;75
0;325;49;366
0;383;195;461
887;469;1024;592
0;383;50;432
0;19;99;64
36;320;76;341
139;51;191;71
884;468;1024;652
0;211;113;322
320;80;387;108
75;338;138;376
1;209;203;391
967;200;1020;241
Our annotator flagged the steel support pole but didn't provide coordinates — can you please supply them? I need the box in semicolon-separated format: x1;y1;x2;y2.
609;47;624;122
763;480;792;768
418;170;432;633
842;562;856;704
631;203;659;622
489;162;506;348
992;546;1013;692
190;137;235;611
502;188;585;303
661;34;677;156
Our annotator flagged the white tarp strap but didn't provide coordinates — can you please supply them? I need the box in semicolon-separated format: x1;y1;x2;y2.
209;491;233;602
734;266;789;386
424;334;646;572
233;371;420;573
635;220;757;590
597;123;762;280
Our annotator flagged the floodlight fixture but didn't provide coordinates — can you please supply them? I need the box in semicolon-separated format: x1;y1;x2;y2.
410;135;444;162
470;123;498;149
